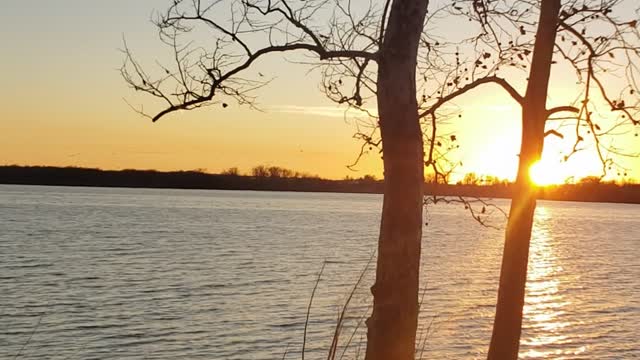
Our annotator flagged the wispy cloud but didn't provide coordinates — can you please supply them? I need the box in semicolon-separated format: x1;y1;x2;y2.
269;103;516;119
268;105;377;118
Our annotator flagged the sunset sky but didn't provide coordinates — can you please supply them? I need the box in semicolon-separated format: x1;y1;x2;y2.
1;1;638;182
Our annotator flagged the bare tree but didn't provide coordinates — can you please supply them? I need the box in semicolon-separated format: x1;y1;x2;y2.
122;0;427;358
123;0;639;358
420;0;640;357
221;166;240;176
486;2;566;357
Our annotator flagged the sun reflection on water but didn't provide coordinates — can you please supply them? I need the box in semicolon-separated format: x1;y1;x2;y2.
520;206;586;358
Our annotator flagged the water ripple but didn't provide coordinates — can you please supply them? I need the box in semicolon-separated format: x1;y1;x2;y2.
0;185;638;359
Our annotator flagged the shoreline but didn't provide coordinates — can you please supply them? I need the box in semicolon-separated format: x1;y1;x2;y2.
1;165;639;205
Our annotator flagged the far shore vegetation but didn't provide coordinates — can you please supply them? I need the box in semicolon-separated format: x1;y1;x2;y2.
1;165;638;204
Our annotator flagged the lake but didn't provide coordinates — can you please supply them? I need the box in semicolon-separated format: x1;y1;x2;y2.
1;185;638;359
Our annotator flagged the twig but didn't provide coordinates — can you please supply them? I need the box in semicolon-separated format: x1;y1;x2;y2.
14;311;45;359
302;261;326;360
327;251;375;360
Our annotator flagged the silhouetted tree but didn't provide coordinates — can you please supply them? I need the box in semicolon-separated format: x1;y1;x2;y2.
579;175;602;184
122;0;639;358
221;167;240;176
251;165;270;178
122;0;428;358
461;172;481;185
483;175;507;186
427;0;640;357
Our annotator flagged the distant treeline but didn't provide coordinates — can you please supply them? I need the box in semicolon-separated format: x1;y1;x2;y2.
0;165;382;193
425;182;640;204
1;165;639;204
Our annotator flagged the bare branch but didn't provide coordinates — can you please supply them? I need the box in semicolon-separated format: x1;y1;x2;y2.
546;105;579;117
419;76;523;119
544;129;564;139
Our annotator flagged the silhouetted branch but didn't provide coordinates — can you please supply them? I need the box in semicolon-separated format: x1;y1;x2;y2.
544;129;564;138
302;261;326;360
546;105;579;117
122;0;379;122
425;195;508;230
13;311;45;360
328;252;375;360
419;76;524;119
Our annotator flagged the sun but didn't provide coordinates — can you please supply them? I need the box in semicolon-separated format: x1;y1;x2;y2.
529;159;567;186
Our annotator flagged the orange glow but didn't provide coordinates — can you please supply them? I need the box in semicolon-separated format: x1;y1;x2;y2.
0;2;638;181
529;160;567;186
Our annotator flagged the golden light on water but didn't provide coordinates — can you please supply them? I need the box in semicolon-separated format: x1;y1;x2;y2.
520;206;587;358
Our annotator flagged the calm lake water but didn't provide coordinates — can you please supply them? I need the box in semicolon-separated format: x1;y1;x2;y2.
1;185;638;359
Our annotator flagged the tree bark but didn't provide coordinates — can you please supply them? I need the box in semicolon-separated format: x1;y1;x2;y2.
487;0;561;359
364;1;428;359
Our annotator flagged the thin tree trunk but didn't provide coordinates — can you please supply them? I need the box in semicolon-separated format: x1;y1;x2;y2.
364;0;428;359
487;0;561;359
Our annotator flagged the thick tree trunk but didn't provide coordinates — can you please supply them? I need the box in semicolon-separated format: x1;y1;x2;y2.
364;0;428;359
487;1;561;359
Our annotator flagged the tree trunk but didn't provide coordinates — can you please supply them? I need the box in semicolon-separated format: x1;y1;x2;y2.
364;0;428;359
487;1;561;359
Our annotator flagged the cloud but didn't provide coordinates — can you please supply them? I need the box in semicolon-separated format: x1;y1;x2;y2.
268;105;376;118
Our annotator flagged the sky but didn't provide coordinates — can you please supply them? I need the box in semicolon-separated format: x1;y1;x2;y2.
1;1;638;182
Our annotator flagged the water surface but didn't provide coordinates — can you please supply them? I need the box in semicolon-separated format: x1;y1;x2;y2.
1;185;638;359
